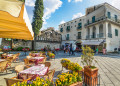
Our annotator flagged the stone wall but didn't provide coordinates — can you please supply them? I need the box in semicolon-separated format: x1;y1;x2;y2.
35;42;61;50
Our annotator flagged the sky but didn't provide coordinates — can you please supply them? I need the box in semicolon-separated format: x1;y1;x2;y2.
25;0;120;30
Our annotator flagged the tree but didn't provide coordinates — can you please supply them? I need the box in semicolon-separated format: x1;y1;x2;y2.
32;0;44;37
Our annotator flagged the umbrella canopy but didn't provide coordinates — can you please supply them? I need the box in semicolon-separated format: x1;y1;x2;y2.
0;0;34;40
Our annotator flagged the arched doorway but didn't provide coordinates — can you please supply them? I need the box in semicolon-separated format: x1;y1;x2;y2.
99;24;103;38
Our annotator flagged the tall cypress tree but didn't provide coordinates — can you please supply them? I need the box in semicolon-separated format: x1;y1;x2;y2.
32;0;44;36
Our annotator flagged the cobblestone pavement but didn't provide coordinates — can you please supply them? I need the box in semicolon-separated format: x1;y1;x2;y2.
0;51;120;86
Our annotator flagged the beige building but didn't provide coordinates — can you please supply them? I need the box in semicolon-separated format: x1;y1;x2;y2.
59;3;120;52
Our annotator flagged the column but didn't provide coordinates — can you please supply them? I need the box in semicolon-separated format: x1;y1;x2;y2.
90;27;93;39
103;22;108;38
96;25;99;38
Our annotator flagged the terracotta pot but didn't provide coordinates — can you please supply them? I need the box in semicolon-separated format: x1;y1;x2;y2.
69;82;83;86
84;66;98;86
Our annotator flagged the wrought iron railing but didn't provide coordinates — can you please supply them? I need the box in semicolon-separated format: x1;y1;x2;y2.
108;33;112;38
97;33;104;38
77;36;81;39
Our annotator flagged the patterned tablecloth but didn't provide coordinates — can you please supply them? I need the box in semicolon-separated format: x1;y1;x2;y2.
31;53;40;57
19;64;48;76
30;57;44;65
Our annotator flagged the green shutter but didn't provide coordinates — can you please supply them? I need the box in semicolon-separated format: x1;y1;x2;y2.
108;12;111;19
115;15;117;21
115;29;118;36
60;28;63;32
92;16;95;23
78;23;82;29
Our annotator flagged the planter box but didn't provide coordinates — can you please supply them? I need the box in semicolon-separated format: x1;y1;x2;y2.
69;82;83;86
84;66;98;86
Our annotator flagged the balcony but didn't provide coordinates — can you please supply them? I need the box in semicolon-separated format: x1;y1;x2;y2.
91;34;96;38
85;16;120;27
66;37;69;40
108;33;112;38
97;33;104;38
86;35;90;39
77;26;82;30
77;36;81;39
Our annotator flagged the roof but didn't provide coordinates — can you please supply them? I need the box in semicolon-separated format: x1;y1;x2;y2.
0;0;34;40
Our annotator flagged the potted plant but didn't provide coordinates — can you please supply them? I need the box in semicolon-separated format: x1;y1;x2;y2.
49;53;55;59
61;59;70;69
81;46;98;86
55;72;83;86
12;77;53;86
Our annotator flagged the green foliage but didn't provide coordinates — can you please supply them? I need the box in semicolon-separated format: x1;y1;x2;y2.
18;0;25;2
32;0;44;36
81;46;97;67
31;51;38;53
16;47;23;51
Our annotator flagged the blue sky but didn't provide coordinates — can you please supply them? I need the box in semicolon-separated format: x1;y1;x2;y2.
25;0;120;30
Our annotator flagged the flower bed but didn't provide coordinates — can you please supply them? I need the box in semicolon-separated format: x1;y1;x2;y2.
12;77;53;86
55;72;82;86
61;59;82;72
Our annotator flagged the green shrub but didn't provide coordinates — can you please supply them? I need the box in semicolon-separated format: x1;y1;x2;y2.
16;47;23;51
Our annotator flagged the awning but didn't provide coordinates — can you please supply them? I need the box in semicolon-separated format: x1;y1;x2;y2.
81;41;103;45
0;0;34;40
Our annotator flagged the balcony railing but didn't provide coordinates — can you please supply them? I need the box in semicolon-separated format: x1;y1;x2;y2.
86;35;90;39
66;37;69;40
77;36;81;39
85;15;120;26
97;33;104;38
108;33;112;38
91;34;96;38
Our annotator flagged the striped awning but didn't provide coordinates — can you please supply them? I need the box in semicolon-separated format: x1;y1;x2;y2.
0;0;34;40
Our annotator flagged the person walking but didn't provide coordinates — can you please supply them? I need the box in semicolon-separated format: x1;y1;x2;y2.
118;46;120;54
72;45;76;55
103;48;106;55
96;47;98;54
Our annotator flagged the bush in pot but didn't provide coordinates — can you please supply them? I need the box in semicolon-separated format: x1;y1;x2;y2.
81;46;98;86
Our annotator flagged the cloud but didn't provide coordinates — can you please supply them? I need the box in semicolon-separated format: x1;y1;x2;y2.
72;12;84;19
68;0;83;3
25;0;62;30
25;0;35;7
60;20;65;24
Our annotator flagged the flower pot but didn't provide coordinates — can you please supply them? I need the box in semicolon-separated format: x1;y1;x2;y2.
84;66;98;86
69;82;83;86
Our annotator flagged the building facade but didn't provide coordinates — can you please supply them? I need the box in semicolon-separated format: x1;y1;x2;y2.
59;3;120;52
35;27;62;50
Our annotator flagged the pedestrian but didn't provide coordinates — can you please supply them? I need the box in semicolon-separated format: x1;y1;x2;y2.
72;45;76;55
103;48;106;55
118;46;120;54
96;47;98;54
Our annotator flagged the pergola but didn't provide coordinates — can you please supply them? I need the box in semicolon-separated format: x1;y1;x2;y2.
0;0;34;40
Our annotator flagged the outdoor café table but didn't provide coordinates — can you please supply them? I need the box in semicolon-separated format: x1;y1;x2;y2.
31;53;40;57
29;57;44;65
1;54;13;59
19;64;48;80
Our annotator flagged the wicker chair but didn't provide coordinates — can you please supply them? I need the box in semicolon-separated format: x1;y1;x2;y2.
4;78;23;86
1;53;7;59
44;62;51;68
24;58;34;66
16;53;21;61
0;61;8;72
12;54;18;62
4;76;33;86
15;65;25;75
6;57;13;68
44;69;55;82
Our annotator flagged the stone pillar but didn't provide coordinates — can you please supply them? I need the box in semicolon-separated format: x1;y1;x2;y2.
90;27;93;38
103;22;108;38
96;25;99;38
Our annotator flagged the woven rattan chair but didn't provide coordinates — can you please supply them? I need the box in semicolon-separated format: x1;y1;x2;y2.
24;58;34;66
4;76;33;86
4;78;23;86
6;57;13;68
44;62;51;68
12;54;18;62
44;69;55;82
15;65;25;75
16;53;21;61
0;61;8;72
